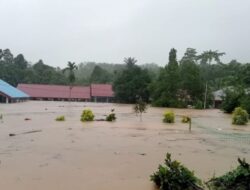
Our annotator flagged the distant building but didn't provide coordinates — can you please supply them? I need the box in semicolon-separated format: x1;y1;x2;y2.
17;83;114;102
212;87;250;108
0;79;29;103
90;84;114;102
212;89;225;108
18;84;91;102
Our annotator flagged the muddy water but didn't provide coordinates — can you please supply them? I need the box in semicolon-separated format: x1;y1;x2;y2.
0;101;249;190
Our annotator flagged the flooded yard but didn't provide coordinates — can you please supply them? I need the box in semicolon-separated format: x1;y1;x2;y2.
0;101;249;190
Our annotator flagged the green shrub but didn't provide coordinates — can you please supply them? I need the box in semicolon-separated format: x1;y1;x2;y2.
163;111;175;123
182;116;191;123
194;100;203;109
134;97;148;121
221;88;244;113
81;109;94;122
232;107;248;125
206;158;250;190
106;109;116;122
240;94;250;115
150;153;203;190
55;115;65;121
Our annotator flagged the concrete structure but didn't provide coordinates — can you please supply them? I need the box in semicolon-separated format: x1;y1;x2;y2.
0;79;29;103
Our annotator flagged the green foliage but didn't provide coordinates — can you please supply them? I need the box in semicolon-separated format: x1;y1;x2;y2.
0;49;67;86
81;109;95;122
221;88;244;113
163;111;175;123
63;61;77;84
206;158;250;190
55;115;65;121
197;50;225;65
151;49;181;107
113;57;151;103
182;116;191;123
150;153;203;190
232;107;248;125
179;59;203;104
194;100;203;109
106;109;116;121
240;94;250;115
90;65;111;83
134;97;148;121
1;48;250;111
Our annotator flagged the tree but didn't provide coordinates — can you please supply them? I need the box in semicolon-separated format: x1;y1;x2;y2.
134;97;148;121
197;50;225;108
113;58;151;103
151;48;181;107
197;50;225;65
180;48;198;63
124;57;137;67
14;54;28;69
221;87;244;113
89;65;112;83
180;59;203;104
63;61;78;100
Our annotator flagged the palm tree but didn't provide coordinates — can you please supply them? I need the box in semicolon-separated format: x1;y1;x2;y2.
197;50;225;108
63;61;77;101
124;57;137;67
197;50;225;65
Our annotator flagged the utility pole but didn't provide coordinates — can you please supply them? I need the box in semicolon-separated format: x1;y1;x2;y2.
204;82;208;109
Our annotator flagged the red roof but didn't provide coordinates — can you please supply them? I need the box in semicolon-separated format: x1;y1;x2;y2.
17;84;90;99
90;84;114;97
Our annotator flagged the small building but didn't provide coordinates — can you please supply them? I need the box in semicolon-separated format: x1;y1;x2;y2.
0;79;29;103
212;89;225;108
213;87;250;108
17;84;90;102
90;84;114;102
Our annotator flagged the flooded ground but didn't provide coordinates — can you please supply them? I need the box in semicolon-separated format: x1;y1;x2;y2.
0;101;250;190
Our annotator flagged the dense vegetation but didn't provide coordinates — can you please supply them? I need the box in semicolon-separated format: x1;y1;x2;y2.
206;158;250;190
151;154;250;190
151;153;203;190
1;48;250;109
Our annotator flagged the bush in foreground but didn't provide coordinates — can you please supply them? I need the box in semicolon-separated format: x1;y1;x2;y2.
206;158;250;190
150;153;203;190
163;111;175;123
81;109;94;122
55;115;65;121
232;107;248;125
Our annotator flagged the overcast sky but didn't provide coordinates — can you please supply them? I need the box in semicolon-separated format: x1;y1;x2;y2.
1;0;250;67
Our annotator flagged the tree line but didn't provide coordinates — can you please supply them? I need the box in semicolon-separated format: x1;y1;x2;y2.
1;48;250;109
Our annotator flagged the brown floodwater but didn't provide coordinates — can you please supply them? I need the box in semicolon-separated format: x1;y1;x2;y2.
0;101;249;190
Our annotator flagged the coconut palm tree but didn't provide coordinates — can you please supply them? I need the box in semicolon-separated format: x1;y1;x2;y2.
63;61;77;101
124;57;137;67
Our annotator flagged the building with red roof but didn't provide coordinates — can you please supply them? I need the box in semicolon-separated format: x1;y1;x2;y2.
17;83;114;102
17;84;90;101
90;84;114;102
